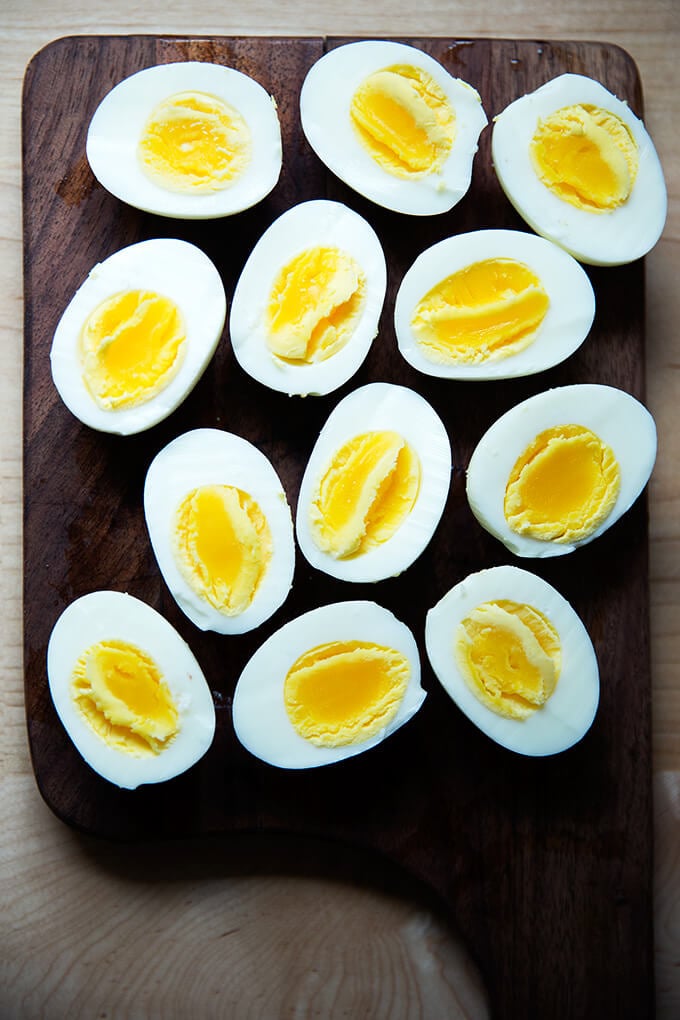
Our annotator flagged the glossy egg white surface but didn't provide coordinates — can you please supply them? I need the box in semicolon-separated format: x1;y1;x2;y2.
144;428;295;634
47;590;216;789
50;238;226;435
425;566;599;756
86;61;282;219
232;601;425;769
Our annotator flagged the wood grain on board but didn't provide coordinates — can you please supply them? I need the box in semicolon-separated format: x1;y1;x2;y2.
22;36;653;1018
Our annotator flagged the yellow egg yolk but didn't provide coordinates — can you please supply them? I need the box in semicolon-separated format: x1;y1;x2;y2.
350;63;455;178
266;247;366;363
173;485;272;616
284;640;411;746
411;258;550;364
71;639;179;755
530;103;639;212
455;600;562;720
504;424;621;543
310;430;421;559
138;90;251;193
80;289;186;410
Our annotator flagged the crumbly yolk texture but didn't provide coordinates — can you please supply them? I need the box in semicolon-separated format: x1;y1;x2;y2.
80;289;186;410
411;258;550;364
138;90;251;193
266;247;366;363
530;103;639;212
284;640;411;746
350;63;455;178
71;639;179;756
310;430;421;559
173;485;272;616
504;424;620;543
455;600;562;720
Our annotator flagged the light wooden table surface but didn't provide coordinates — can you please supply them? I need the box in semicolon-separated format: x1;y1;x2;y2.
2;2;678;1017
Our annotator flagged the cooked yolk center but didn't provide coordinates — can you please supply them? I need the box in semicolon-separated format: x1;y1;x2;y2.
71;639;179;756
350;63;455;178
530;103;639;212
504;424;620;543
284;640;411;746
80;289;186;410
411;258;550;364
310;430;421;559
173;485;272;616
266;246;366;363
455;600;562;720
138;90;251;193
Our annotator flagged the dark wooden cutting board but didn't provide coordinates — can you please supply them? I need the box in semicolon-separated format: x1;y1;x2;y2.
22;36;653;1018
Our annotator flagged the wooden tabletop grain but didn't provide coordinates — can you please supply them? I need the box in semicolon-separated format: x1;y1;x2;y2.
2;3;678;1018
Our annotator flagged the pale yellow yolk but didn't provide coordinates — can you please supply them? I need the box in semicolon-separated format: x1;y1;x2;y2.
504;424;620;543
530;103;639;212
173;485;272;616
350;63;455;178
266;247;366;363
71;639;179;755
138;90;251;193
310;430;421;559
411;258;550;364
80;289;186;410
455;600;562;720
284;640;411;746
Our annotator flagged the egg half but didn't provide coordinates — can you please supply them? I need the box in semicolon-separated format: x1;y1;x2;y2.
47;590;216;788
492;73;667;265
425;566;599;756
229;200;387;396
232;600;425;769
300;40;487;215
144;429;295;634
466;383;657;557
86;61;282;219
394;228;595;379
50;238;226;435
296;382;452;582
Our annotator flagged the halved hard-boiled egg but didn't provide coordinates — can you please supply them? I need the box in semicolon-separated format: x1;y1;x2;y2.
47;590;216;788
50;238;226;435
229;200;386;396
144;429;295;634
232;601;425;769
492;73;667;265
394;228;595;379
300;40;487;215
466;384;657;557
296;382;451;582
86;61;282;219
425;566;599;755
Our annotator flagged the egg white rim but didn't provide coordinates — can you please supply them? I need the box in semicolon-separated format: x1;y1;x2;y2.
232;600;425;769
144;428;295;634
394;228;596;380
299;40;488;215
425;565;599;756
86;61;282;219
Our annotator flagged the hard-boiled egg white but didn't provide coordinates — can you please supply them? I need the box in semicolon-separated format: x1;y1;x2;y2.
50;238;226;435
466;384;657;557
492;73;667;265
299;40;487;215
394;228;595;379
232;601;425;769
296;382;451;582
86;61;282;219
47;590;216;789
229;200;387;396
144;429;295;634
425;566;599;756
